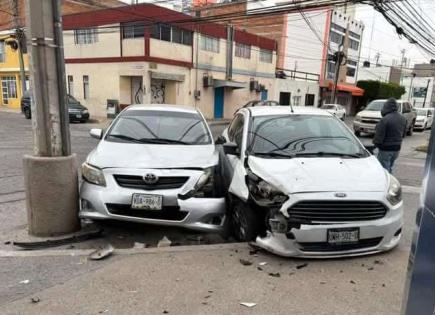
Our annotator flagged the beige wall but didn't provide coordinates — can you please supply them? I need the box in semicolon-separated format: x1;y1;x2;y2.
64;24;121;59
122;38;145;57
150;39;192;63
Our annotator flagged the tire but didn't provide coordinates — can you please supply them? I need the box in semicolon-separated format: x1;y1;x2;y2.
230;199;263;242
423;123;427;130
407;121;415;136
342;114;346;121
354;130;361;137
24;107;31;119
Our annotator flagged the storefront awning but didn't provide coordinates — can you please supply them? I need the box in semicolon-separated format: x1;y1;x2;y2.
328;82;364;96
150;71;185;82
213;79;246;89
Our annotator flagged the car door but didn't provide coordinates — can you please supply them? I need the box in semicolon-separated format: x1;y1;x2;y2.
220;113;246;190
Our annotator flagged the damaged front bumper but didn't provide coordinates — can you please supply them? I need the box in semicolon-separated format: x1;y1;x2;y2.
255;193;403;258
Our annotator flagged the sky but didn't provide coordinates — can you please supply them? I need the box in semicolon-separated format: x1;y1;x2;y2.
122;0;435;67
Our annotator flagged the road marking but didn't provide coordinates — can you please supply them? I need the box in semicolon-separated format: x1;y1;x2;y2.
402;185;422;194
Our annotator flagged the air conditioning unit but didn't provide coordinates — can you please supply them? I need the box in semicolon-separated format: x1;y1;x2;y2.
194;90;201;100
203;75;213;88
250;80;259;91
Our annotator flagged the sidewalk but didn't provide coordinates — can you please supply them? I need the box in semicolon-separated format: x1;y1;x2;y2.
2;243;408;315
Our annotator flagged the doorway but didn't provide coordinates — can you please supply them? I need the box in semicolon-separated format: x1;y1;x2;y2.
131;76;143;104
279;92;291;105
151;79;165;104
261;89;268;101
214;87;224;119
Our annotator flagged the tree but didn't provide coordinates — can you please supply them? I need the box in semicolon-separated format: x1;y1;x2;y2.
357;80;406;106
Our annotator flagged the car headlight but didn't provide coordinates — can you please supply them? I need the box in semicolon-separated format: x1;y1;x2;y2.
82;163;106;186
387;175;402;206
178;167;215;199
354;115;362;122
246;170;288;206
83;109;89;114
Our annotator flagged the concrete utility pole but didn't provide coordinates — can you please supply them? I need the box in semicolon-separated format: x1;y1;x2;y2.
332;42;346;104
12;0;27;95
422;79;431;108
23;0;80;236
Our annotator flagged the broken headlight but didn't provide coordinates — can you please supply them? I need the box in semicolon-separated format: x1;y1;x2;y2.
82;163;106;186
387;174;402;206
246;170;288;206
179;167;215;199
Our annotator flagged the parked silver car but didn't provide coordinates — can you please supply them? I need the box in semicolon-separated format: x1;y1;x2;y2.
80;105;226;232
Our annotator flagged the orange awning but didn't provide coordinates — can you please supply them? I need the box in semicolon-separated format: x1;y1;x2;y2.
328;82;364;96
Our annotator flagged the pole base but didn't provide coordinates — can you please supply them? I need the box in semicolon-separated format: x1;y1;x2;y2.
23;154;80;237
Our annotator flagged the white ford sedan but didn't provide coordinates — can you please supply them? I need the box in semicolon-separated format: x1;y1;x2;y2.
218;106;403;258
80;105;226;233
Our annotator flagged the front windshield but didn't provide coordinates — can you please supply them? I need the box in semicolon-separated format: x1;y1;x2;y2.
106;110;212;145
416;109;427;116
321;105;336;109
365;100;385;111
248;115;366;157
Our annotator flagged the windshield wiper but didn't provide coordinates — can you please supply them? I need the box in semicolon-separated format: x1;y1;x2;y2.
293;152;364;158
253;152;294;159
138;138;190;145
108;134;143;143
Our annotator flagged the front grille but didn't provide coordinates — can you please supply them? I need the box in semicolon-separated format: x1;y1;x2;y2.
114;175;189;190
288;201;388;222
361;117;380;124
298;237;383;252
106;203;188;221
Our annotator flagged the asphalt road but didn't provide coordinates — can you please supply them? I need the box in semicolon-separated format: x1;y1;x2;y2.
0;110;429;308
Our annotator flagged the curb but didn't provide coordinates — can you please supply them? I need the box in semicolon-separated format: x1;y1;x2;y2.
0;242;248;258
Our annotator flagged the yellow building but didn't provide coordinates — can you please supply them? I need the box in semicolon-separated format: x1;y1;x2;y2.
0;30;29;109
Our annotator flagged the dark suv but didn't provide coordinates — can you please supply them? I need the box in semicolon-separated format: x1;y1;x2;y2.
21;91;90;123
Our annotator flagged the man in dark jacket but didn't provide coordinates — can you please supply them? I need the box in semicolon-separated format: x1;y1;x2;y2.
373;98;407;173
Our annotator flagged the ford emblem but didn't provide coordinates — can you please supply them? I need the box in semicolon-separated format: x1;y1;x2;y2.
143;173;159;184
335;192;347;198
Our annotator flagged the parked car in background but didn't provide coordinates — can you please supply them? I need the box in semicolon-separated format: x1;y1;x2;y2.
320;104;346;120
21;91;90;123
243;100;279;108
353;99;416;136
80;105;226;232
414;107;434;130
217;106;403;258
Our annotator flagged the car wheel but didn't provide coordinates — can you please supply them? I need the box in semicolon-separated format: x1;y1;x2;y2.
407;121;415;136
342;114;346;121
424;122;427;130
354;130;361;137
24;107;31;119
231;199;263;242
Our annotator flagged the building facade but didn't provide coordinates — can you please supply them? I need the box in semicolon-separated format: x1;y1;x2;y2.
62;4;277;119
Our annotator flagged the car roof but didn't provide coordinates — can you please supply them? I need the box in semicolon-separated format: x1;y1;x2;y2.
371;99;407;104
123;104;199;114
241;106;332;117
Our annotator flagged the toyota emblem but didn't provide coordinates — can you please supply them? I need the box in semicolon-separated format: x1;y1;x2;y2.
334;192;347;198
143;173;159;184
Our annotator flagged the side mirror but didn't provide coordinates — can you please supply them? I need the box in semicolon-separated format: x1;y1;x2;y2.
223;142;239;155
364;144;376;154
215;135;227;145
90;128;103;140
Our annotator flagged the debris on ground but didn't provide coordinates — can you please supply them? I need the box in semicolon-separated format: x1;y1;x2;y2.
289;272;294;276
320;281;327;284
382;283;386;287
258;262;268;266
257;267;263;271
89;244;114;260
374;259;384;265
268;272;281;278
296;263;308;270
163;310;169;314
239;259;253;266
208;290;214;293
204;295;211;299
202;302;208;305
19;279;30;284
4;241;11;245
350;280;356;284
157;236;172;248
240;302;257;308
368;267;374;271
30;297;40;304
98;310;109;314
13;229;103;250
249;249;258;255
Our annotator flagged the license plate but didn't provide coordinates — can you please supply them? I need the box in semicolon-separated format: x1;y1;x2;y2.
76;114;82;118
327;228;359;244
131;194;162;210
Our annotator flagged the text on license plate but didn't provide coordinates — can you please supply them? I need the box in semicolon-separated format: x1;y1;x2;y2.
327;228;359;244
131;194;162;210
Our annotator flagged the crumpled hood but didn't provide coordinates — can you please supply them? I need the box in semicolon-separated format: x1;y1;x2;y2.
88;141;217;169
248;155;388;194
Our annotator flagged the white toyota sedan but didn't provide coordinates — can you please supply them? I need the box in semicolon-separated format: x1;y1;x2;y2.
321;104;347;120
218;106;403;258
80;105;226;233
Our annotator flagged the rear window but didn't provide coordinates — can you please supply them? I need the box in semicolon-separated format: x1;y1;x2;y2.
107;110;212;145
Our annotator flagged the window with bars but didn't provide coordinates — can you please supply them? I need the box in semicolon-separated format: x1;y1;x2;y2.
329;31;343;45
0;41;5;63
1;76;17;105
349;31;361;40
331;23;346;33
67;75;74;96
347;59;357;66
349;38;359;50
346;67;356;77
83;75;89;99
74;28;98;44
122;22;145;39
235;43;251;59
150;24;193;46
259;49;273;63
200;35;219;53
